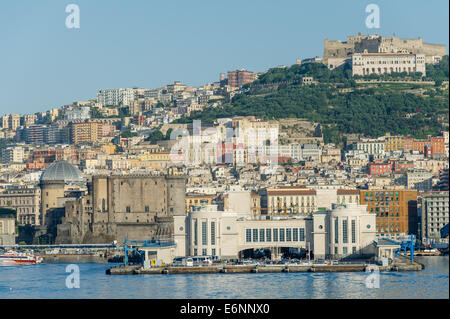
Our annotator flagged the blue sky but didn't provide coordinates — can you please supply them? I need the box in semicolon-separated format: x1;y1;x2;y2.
0;0;448;115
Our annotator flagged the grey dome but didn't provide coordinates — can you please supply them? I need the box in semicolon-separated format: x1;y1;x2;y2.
40;161;84;184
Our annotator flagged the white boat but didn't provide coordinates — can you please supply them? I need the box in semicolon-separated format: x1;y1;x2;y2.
0;250;43;265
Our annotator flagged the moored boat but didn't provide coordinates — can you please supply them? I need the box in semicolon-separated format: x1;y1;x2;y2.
0;250;43;265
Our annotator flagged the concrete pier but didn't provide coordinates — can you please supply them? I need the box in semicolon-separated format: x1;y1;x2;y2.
41;254;108;263
106;262;423;275
310;265;366;272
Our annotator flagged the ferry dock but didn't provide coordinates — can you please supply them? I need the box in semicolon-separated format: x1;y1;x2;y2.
106;259;423;275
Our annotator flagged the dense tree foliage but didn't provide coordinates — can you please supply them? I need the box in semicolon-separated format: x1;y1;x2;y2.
425;55;449;85
250;62;355;87
175;60;449;142
120;130;137;138
145;129;172;143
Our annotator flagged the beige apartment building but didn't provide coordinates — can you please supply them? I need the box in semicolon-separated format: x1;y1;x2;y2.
264;186;317;215
69;121;113;145
231;116;279;165
1;114;21;131
70;122;100;144
0;187;41;226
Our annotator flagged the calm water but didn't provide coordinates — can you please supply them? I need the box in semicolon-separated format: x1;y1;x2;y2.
0;256;448;299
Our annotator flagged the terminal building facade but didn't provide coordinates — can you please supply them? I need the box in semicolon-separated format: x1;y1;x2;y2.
173;202;377;261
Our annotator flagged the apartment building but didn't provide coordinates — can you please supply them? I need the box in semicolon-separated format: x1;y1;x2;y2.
421;191;449;240
0;187;41;226
384;136;404;152
69;122;114;145
23;114;37;127
355;139;385;155
227;70;257;88
360;189;418;236
186;193;216;214
1;114;21;131
263;186;317;215
1;146;24;164
404;136;446;157
406;170;433;192
96;88;135;107
64;106;91;121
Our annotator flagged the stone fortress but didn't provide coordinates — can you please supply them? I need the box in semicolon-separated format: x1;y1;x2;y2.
33;160;187;244
56;173;187;244
323;32;447;70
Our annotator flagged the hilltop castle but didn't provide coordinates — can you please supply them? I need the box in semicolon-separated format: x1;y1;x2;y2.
323;33;447;70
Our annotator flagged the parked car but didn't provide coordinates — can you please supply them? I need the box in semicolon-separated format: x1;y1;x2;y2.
185;258;194;267
289;258;300;264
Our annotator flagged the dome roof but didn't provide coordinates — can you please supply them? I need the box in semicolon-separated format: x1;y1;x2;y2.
40;161;84;184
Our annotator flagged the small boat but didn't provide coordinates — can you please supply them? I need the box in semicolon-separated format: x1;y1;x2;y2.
0;250;43;265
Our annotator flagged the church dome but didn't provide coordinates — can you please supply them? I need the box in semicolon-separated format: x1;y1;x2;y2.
40;160;84;185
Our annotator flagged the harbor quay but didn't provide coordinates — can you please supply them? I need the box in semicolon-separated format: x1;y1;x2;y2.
106;258;423;275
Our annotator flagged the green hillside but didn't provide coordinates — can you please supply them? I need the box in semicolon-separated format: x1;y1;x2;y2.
175;57;449;144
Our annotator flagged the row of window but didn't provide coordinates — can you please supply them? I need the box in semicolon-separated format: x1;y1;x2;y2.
376;212;400;217
334;246;358;255
193;248;216;256
365;192;399;196
0;199;37;206
360;60;416;65
245;228;305;243
335;219;356;244
193;220;216;247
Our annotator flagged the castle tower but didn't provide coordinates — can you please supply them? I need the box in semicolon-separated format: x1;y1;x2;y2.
40;180;65;227
39;160;85;227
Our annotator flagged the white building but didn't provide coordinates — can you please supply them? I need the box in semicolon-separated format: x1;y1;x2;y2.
421;191;449;241
64;106;91;122
173;203;377;261
355;139;385;156
278;144;302;161
320;203;377;259
406;170;433;192
301;144;321;162
1;146;24;164
97;88;135;107
352;53;426;76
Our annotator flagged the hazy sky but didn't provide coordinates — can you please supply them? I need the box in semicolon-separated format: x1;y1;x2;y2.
0;0;448;116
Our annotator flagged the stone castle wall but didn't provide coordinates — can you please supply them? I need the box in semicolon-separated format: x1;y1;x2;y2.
323;35;447;65
56;174;187;244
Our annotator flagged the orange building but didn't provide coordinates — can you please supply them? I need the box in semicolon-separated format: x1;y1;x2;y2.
227;70;257;88
384;136;404;152
360;189;418;236
69;122;114;145
70;122;100;144
403;136;445;156
185;193;215;213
